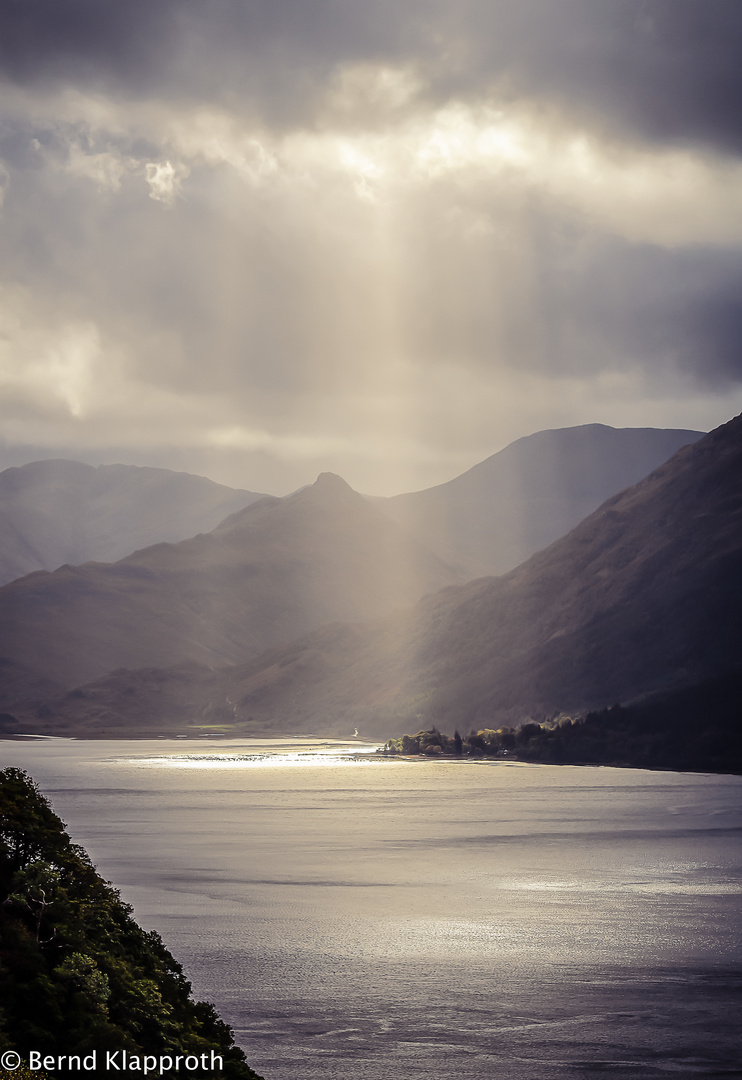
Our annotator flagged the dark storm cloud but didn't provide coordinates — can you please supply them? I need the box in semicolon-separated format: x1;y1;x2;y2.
436;0;742;154
2;1;742;152
569;243;742;386
668;265;742;384
0;0;171;85
0;0;419;112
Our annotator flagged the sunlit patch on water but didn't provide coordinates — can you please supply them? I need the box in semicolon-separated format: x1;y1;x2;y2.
117;746;381;769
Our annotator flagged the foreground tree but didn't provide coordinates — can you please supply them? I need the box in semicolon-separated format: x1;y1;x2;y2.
0;768;264;1079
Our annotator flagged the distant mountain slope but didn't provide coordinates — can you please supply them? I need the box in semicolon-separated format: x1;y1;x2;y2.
17;416;741;741
0;473;460;707
0;459;265;586
221;416;741;736
378;425;704;577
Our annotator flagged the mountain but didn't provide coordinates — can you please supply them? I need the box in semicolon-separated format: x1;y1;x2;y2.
0;459;265;586
377;424;704;578
25;415;738;741
0;473;460;708
0;428;701;589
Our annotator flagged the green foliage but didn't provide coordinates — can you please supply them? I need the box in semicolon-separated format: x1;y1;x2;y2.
0;1066;51;1080
0;768;264;1079
530;672;742;772
55;954;110;1015
0;769;69;876
381;721;524;757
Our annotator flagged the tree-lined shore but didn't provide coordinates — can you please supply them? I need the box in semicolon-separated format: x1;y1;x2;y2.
380;670;742;774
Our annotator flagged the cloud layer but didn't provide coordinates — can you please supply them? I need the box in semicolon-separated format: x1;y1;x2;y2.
1;1;741;493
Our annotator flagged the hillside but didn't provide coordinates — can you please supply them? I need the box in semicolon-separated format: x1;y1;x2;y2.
11;415;740;742
378;424;703;577
0;459;263;586
0;473;460;708
0;767;263;1078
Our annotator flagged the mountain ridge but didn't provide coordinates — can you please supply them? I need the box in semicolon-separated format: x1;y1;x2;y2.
8;415;740;742
0;471;461;706
0;459;266;586
377;424;704;577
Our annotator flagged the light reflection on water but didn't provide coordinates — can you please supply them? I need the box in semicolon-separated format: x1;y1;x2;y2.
503;877;742;895
124;745;381;769
1;738;740;1079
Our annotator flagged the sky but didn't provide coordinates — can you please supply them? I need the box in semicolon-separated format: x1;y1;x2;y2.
1;0;741;496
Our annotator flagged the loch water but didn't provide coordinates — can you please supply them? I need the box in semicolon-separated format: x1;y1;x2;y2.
2;738;741;1080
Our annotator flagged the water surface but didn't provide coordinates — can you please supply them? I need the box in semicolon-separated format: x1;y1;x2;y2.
2;739;740;1079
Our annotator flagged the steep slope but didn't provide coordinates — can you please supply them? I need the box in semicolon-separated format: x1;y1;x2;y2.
0;473;460;706
0;459;264;586
378;424;703;577
18;416;741;741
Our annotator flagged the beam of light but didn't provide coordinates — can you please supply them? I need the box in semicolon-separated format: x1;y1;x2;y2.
3;76;741;492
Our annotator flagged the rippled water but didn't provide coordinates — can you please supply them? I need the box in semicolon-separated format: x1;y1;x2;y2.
2;738;741;1079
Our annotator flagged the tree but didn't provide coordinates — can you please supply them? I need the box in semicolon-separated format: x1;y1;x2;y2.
0;768;264;1079
0;769;68;878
